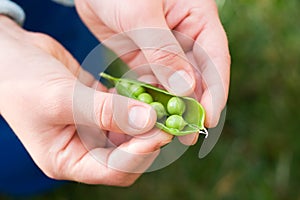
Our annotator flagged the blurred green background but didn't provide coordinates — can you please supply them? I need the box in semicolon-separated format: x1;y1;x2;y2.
2;0;300;199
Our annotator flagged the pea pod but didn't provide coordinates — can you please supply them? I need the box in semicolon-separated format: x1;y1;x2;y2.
100;72;208;137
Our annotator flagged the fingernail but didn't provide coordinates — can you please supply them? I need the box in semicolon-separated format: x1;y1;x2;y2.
191;134;199;145
168;70;195;96
129;106;153;130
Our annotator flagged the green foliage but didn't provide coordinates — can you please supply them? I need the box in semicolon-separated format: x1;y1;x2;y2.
2;0;300;199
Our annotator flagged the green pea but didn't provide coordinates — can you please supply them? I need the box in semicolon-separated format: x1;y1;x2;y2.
165;115;187;131
119;81;131;88
150;102;167;120
167;97;186;115
115;81;132;97
129;84;145;97
137;93;153;104
100;72;207;137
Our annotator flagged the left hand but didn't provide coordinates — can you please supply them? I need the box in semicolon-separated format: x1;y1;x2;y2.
0;16;171;185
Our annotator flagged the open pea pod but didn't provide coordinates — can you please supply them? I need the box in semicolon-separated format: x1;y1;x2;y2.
100;72;208;137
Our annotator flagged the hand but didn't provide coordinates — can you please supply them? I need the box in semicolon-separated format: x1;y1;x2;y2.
0;16;172;185
75;0;230;132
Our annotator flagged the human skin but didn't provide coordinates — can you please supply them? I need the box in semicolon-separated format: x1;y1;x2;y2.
0;0;230;186
75;0;231;144
0;15;172;186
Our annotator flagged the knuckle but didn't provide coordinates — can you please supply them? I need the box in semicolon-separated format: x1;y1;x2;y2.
96;95;115;130
149;44;180;65
27;32;54;47
26;32;61;55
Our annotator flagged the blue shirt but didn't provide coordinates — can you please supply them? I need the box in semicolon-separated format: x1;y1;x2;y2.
0;0;102;196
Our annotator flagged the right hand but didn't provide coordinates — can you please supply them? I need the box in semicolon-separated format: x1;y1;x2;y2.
75;0;230;144
0;15;172;186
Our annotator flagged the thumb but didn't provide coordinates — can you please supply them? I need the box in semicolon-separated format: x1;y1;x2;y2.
126;27;196;96
84;0;196;96
73;82;157;135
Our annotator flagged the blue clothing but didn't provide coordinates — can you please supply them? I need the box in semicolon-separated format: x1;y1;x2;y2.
0;0;102;196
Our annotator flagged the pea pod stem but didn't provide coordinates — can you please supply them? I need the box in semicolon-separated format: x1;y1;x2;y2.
99;72;119;84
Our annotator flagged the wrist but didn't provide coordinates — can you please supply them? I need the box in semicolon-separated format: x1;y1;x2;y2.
0;15;26;97
0;14;18;26
0;14;25;38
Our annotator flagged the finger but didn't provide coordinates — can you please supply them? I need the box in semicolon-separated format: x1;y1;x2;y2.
185;51;203;101
126;27;196;97
75;0;151;75
102;129;172;173
73;82;157;135
76;0;143;67
178;133;199;146
91;80;108;92
85;0;196;96
138;74;159;86
163;0;230;127
192;5;230;128
122;0;196;96
75;0;118;42
106;131;132;147
52;129;172;185
77;0;196;96
193;36;230;128
26;31;102;90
